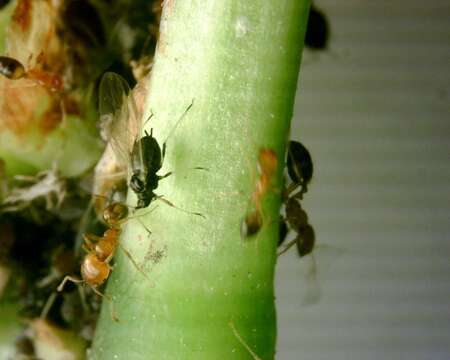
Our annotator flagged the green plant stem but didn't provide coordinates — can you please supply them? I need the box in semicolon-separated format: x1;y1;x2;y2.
91;1;310;359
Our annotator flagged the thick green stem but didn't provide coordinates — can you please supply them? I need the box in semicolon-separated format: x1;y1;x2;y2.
91;1;309;359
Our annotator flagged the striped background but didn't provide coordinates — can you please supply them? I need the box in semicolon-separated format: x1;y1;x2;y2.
276;1;450;359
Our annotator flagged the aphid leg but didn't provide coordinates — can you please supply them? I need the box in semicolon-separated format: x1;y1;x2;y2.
118;243;151;282
156;195;205;219
57;275;83;292
90;286;119;322
228;321;262;360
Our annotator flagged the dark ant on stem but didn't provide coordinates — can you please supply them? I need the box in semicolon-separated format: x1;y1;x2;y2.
278;140;315;257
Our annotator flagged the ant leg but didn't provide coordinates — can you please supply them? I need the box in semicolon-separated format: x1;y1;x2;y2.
40;292;57;319
90;286;119;322
121;205;158;225
118;244;151;282
83;233;101;250
277;238;297;257
57;275;83;292
77;284;89;314
156;195;205;219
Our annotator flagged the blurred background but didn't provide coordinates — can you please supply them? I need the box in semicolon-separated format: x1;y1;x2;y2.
276;0;450;359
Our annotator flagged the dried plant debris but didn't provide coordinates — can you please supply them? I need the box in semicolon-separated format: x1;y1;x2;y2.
0;0;165;354
2;167;66;213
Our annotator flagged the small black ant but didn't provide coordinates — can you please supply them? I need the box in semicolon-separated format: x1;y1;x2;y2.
278;140;315;256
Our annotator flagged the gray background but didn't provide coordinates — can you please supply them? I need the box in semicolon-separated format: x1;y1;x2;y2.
276;1;450;359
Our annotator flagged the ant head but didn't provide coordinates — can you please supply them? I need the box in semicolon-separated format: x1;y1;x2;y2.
103;202;128;225
287;141;313;186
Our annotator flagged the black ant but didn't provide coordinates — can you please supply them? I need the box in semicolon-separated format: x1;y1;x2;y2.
278;140;315;256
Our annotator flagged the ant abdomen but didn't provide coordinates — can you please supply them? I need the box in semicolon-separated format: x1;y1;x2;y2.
81;254;111;287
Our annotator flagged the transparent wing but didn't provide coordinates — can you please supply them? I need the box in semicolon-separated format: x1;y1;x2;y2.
98;72;143;172
301;254;321;306
301;245;344;306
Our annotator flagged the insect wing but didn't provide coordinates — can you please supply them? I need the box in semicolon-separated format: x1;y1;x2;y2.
301;254;321;306
99;72;143;174
300;245;343;306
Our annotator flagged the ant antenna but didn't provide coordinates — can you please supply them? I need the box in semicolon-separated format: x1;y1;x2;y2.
156;195;205;219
